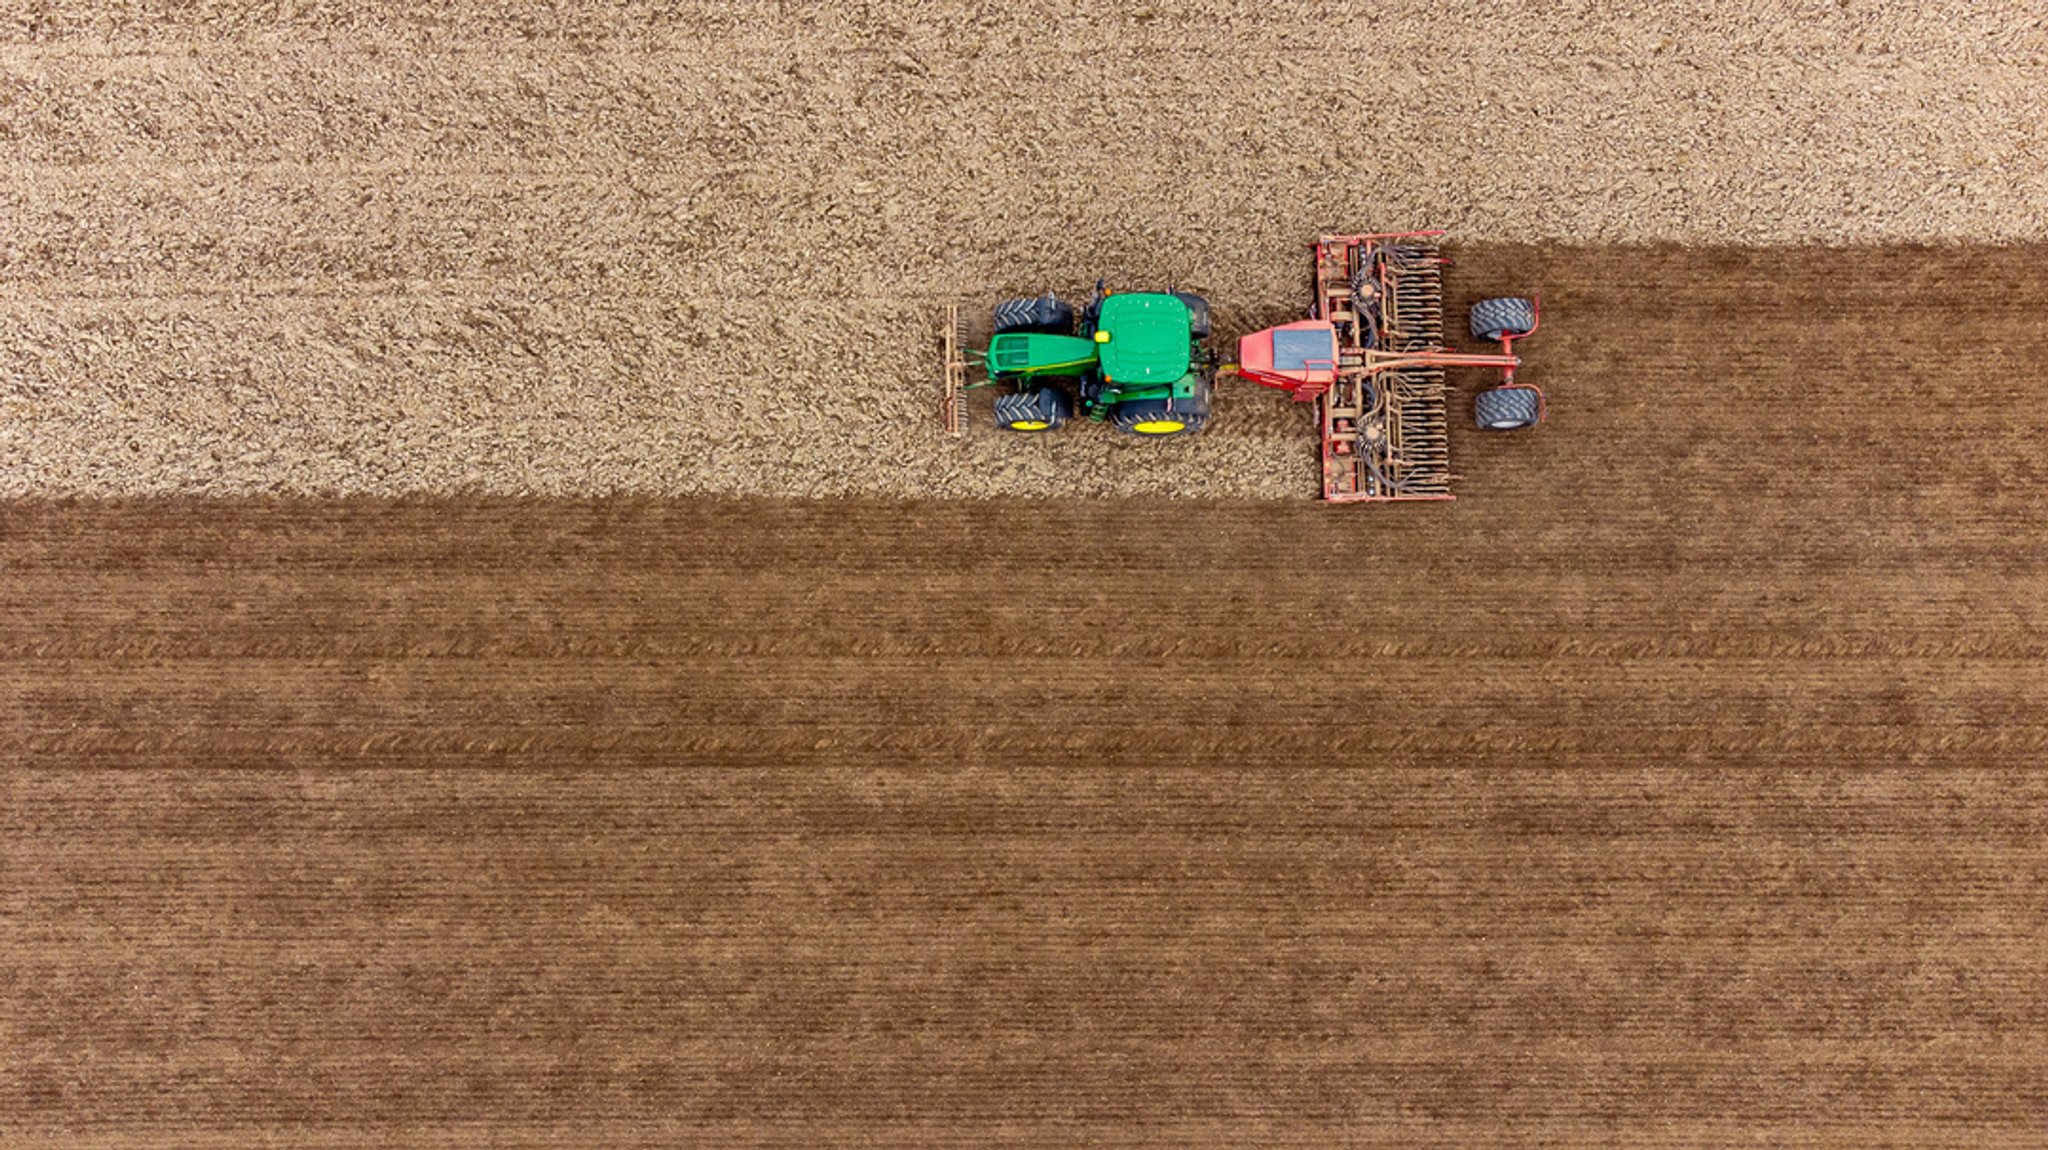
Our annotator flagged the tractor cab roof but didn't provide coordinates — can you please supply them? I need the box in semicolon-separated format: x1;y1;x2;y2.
1094;293;1191;385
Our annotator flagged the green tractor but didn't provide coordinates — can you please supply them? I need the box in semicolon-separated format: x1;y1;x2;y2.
967;286;1219;437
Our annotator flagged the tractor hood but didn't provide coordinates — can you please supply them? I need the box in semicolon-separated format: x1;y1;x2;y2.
1094;293;1191;385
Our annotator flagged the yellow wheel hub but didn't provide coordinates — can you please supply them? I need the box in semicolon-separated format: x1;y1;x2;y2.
1132;419;1186;434
1009;419;1051;431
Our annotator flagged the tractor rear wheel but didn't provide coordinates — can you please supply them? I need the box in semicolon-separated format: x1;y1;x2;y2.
994;386;1073;432
1474;385;1542;431
1113;385;1210;438
1470;297;1537;341
993;295;1076;335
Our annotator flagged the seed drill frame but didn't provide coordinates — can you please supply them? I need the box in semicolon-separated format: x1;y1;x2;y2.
1233;231;1540;501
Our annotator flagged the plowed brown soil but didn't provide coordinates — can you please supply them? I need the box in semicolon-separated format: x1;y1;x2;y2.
6;486;2047;1147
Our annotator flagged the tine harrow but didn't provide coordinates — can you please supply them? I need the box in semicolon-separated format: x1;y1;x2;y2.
941;303;968;437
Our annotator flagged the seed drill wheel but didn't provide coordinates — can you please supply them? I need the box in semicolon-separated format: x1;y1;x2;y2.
1470;297;1538;341
1474;385;1542;431
994;387;1073;432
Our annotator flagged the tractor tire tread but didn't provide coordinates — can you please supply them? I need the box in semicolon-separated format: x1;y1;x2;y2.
1112;384;1212;438
993;295;1077;335
995;387;1073;431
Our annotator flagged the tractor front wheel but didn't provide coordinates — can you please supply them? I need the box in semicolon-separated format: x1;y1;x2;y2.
1470;297;1537;341
1474;385;1542;431
993;295;1076;335
994;387;1073;432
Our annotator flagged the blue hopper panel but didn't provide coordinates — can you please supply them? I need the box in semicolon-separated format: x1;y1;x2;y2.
1272;327;1337;371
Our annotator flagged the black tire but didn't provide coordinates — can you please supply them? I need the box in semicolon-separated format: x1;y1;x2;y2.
1172;292;1212;339
1470;297;1537;341
1474;385;1542;431
994;386;1073;432
992;295;1076;335
1113;382;1211;438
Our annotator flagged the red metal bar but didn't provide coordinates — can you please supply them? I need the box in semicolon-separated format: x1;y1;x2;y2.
1295;357;1336;401
1365;351;1520;374
1319;229;1447;244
